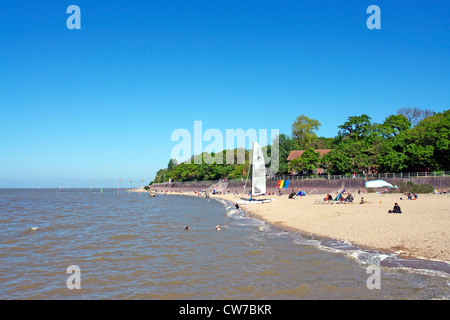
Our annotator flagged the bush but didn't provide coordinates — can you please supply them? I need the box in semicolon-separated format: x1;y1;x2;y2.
396;181;434;194
411;183;434;194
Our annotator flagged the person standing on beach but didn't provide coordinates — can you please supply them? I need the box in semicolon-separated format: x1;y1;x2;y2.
235;202;239;213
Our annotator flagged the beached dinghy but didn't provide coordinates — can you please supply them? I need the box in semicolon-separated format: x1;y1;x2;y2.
236;142;275;205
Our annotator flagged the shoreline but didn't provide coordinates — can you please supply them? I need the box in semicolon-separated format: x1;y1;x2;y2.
143;188;450;264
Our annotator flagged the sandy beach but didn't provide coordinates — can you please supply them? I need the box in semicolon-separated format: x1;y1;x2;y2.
152;189;450;262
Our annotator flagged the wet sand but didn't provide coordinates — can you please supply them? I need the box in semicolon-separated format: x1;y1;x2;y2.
158;190;450;262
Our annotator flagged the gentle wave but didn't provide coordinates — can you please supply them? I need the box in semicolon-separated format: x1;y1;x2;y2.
213;197;450;278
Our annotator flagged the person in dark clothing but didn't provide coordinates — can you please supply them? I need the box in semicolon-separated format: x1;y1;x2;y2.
388;203;402;214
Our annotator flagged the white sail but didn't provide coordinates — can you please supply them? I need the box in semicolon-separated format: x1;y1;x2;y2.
251;142;266;196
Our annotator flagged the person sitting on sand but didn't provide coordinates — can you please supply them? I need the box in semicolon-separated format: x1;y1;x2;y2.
345;193;354;203
360;197;365;204
388;203;402;214
323;194;333;204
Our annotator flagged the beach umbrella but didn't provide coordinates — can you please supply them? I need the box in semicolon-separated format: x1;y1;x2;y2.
365;180;393;188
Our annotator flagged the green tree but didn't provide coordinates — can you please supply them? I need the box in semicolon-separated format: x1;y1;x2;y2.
155;110;448;182
337;114;372;141
376;110;448;172
289;148;320;173
402;110;449;171
167;158;178;170
313;136;334;149
291;115;321;149
379;115;411;139
323;148;353;174
327;115;377;174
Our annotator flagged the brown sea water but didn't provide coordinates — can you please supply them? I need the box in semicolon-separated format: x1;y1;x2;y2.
0;189;448;299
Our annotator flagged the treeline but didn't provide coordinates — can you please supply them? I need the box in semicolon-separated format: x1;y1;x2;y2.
153;108;449;183
154;149;255;183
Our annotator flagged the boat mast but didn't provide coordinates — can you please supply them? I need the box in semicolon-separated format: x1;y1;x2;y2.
242;163;251;196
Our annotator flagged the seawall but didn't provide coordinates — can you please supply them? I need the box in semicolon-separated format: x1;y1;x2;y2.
152;176;450;194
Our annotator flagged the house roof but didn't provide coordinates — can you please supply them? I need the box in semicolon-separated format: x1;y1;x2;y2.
287;149;331;161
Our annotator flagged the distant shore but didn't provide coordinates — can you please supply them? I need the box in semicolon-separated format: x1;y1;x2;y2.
142;188;450;262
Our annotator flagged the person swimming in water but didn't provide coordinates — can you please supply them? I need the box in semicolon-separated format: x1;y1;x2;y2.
216;225;220;231
185;225;190;231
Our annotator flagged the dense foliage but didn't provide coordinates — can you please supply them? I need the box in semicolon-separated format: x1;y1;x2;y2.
153;109;449;183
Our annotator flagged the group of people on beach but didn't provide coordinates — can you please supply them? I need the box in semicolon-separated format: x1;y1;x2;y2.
323;193;354;204
404;192;418;200
321;192;402;214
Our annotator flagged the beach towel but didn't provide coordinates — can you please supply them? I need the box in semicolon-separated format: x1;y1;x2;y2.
284;180;289;189
276;180;281;188
279;180;285;188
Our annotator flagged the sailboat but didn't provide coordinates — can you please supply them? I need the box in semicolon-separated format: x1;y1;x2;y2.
237;142;275;205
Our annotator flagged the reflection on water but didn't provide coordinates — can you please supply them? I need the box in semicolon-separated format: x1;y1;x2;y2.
0;189;448;299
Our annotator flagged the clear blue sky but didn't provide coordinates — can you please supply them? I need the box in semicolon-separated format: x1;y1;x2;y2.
1;1;449;188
